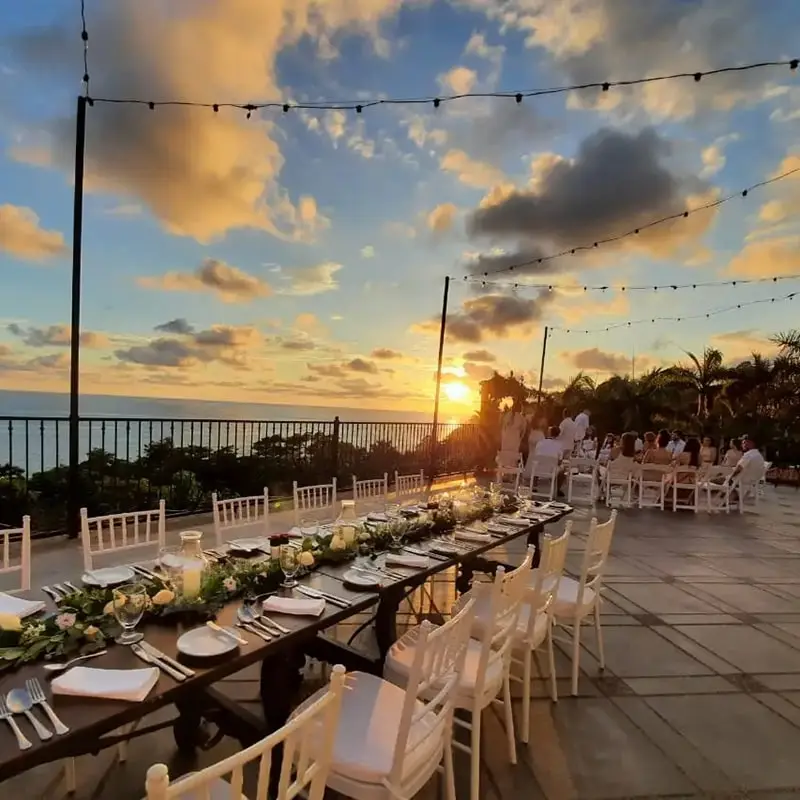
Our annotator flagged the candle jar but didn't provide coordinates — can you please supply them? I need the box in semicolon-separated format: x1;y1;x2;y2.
177;530;208;600
334;500;358;547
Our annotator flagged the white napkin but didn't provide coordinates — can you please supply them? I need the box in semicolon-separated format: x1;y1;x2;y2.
286;528;305;539
385;553;428;569
497;516;530;528
51;666;159;702
455;530;492;543
487;523;513;534
367;513;388;522
262;596;325;617
0;592;45;618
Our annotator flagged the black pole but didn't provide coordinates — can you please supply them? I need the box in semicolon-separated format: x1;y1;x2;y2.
430;276;450;480
536;326;549;407
67;95;87;538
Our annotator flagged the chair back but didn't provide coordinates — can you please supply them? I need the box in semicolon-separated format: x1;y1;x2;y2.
672;465;698;512
145;665;347;800
525;522;571;630
389;597;475;795
80;501;166;571
293;480;337;524
635;464;672;510
566;458;597;504
395;470;425;500
0;516;31;592
212;489;269;546
496;450;522;469
575;512;616;607
527;455;560;500
352;473;388;505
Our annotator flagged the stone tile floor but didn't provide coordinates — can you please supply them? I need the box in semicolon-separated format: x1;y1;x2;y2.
4;484;800;799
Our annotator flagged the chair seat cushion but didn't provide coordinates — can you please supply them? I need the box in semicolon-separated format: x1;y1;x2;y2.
291;671;439;785
149;775;247;800
552;576;596;617
467;587;549;647
384;626;503;701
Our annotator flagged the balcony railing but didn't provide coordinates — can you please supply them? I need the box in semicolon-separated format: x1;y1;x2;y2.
0;416;489;536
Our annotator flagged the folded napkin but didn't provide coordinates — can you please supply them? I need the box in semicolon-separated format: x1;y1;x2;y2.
367;513;388;522
52;666;159;702
486;523;513;535
385;553;428;569
262;595;325;617
0;592;45;618
496;516;530;528
455;530;492;543
286;528;306;539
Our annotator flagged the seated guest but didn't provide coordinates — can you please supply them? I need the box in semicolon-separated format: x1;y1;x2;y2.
598;433;615;463
700;436;717;466
531;425;566;494
610;432;638;469
729;435;766;488
642;429;673;480
667;430;686;455
721;438;742;467
671;436;702;492
638;431;657;460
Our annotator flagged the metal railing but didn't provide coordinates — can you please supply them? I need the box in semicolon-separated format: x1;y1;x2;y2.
0;416;489;536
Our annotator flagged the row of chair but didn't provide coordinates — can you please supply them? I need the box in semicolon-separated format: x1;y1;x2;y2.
145;510;619;800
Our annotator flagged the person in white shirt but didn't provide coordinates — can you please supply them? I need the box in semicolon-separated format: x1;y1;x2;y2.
573;409;590;443
558;410;577;455
533;426;566;494
730;436;766;486
666;431;686;456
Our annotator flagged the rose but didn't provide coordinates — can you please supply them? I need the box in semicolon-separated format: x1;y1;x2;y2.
152;589;175;606
0;613;22;632
84;625;100;641
55;612;77;631
330;535;346;552
298;551;315;567
223;577;238;593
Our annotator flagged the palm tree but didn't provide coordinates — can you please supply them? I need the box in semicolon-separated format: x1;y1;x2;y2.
771;329;800;361
559;372;596;413
593;369;672;433
669;348;729;418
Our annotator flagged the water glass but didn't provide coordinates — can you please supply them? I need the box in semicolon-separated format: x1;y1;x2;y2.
299;517;319;539
280;544;301;589
384;502;400;519
112;583;147;645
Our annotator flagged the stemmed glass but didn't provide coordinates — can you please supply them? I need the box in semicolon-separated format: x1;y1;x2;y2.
299;517;319;540
112;583;147;645
384;502;400;519
280;544;301;589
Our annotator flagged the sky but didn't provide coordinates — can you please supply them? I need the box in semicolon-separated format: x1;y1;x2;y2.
0;0;799;420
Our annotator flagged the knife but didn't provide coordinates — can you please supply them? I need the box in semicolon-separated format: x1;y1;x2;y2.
294;585;350;608
139;642;195;678
130;643;187;682
403;546;447;561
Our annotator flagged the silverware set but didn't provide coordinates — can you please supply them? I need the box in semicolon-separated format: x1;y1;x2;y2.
0;679;69;750
41;582;79;603
130;641;195;682
294;585;354;608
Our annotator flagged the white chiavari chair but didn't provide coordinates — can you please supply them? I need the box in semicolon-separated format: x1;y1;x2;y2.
0;515;31;592
759;461;772;496
527;455;560;501
553;512;617;695
80;501;166;571
293;479;337;524
701;466;735;513
671;465;699;512
636;464;672;510
733;474;761;513
145;665;346;800
212;489;270;547
386;552;532;800
604;460;635;508
566;457;597;505
495;451;523;493
352;473;389;507
394;470;426;502
292;599;476;800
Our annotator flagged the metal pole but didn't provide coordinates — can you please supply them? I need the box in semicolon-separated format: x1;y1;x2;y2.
430;276;450;480
536;326;549;404
67;95;87;538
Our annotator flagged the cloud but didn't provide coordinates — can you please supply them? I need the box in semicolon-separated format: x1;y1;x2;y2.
427;202;458;234
371;348;403;360
463;349;496;362
360;245;375;258
7;1;416;242
346;358;378;374
0;204;68;262
307;357;379;378
277;262;342;295
7;323;109;348
464;31;505;70
276;337;318;351
438;66;478;95
383;221;417;239
726;235;800;278
324;110;347;143
104;203;142;217
465;127;714;276
699;134;739;178
294;313;323;333
463;361;495;381
193;325;261;349
405;117;449;150
711;329;778;360
115;338;200;368
566;347;631;373
154;318;195;335
138;259;271;303
414;290;553;343
441;149;507;189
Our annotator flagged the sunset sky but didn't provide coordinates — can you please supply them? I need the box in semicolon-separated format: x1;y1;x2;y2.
1;0;799;419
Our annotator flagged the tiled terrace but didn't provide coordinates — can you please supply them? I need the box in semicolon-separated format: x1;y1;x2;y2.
6;484;800;799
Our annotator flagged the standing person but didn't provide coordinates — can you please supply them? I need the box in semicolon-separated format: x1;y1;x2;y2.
573;408;590;447
523;417;546;476
722;438;743;467
557;409;577;457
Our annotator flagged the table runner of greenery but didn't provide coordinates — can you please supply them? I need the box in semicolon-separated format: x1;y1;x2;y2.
0;495;518;670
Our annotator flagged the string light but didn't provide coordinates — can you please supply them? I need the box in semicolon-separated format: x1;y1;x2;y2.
551;292;797;334
83;58;797;113
79;0;89;95
464;166;800;279
464;273;800;293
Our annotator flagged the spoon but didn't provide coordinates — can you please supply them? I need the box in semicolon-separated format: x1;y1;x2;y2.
6;689;53;740
236;607;274;639
43;649;108;673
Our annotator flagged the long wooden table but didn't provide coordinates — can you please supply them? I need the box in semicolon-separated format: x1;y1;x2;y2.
0;508;568;784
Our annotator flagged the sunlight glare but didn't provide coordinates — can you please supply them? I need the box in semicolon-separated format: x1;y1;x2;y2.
443;381;471;403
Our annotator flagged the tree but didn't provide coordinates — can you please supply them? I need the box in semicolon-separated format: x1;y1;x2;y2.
669;348;729;418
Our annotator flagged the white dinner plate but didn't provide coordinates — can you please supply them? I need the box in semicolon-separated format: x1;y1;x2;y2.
342;569;382;589
81;565;136;587
227;538;270;553
177;626;239;658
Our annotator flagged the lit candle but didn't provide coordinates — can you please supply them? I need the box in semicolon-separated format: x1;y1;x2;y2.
341;525;356;546
182;563;202;599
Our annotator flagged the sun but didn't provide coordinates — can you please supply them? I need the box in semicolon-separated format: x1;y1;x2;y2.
443;381;471;403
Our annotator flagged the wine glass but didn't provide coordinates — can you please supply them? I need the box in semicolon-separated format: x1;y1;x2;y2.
280;544;301;589
112;583;147;645
299;517;319;540
384;502;400;519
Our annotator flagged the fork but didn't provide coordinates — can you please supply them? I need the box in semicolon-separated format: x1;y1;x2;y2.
42;585;63;603
0;698;32;750
26;679;69;735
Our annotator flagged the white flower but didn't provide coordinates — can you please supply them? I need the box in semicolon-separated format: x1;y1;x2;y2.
55;613;77;631
223;577;238;593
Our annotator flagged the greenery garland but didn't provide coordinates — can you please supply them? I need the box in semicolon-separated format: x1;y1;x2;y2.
0;494;512;670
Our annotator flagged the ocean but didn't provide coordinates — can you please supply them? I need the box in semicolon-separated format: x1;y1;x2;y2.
0;390;444;472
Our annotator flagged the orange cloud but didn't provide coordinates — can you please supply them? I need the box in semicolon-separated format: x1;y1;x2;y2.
138;259;271;303
0;204;67;262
